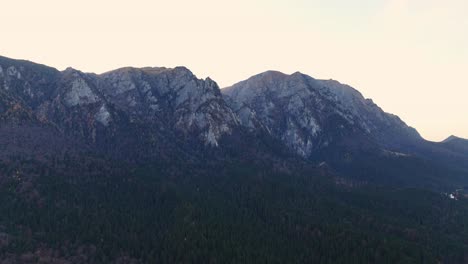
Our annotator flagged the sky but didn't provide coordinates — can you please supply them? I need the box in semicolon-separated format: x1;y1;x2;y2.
1;0;467;141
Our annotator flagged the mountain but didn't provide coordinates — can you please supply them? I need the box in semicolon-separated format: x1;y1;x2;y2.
98;66;239;146
222;71;422;158
222;71;468;188
1;55;468;263
0;56;243;162
1;54;467;191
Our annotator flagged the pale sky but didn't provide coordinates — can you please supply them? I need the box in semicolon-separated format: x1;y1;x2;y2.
1;0;467;141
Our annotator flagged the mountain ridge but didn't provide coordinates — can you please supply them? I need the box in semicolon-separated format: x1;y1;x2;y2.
0;55;452;145
1;54;467;182
443;135;468;143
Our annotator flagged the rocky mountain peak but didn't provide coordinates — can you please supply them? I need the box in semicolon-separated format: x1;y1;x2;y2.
223;70;421;157
0;56;240;149
97;65;238;147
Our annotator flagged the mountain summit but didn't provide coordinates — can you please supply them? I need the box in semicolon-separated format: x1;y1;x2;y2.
222;71;421;158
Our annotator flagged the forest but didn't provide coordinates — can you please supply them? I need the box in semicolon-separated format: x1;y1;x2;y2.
0;156;467;263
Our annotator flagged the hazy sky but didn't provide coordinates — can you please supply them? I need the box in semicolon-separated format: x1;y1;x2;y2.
1;0;467;141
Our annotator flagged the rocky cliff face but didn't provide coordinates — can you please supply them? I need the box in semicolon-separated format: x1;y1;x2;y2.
0;56;238;153
222;71;422;158
98;66;239;146
1;55;463;166
1;55;468;192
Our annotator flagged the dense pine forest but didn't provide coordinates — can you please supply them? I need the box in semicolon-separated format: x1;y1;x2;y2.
1;156;468;263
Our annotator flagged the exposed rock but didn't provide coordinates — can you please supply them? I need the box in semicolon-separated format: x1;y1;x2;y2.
64;78;100;107
95;104;111;126
223;71;421;157
99;66;238;146
0;55;442;160
6;66;21;79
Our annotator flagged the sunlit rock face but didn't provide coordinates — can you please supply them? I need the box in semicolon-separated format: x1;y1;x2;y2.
223;71;421;157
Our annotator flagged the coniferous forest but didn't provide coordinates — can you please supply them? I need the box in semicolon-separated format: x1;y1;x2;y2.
1;156;468;263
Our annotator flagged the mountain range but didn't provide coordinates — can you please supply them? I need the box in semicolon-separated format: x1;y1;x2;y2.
1;55;466;187
1;55;468;263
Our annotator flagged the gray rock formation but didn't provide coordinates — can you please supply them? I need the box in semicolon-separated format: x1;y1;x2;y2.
222;71;421;157
0;56;238;147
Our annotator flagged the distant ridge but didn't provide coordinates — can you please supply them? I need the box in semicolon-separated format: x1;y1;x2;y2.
443;135;468;143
